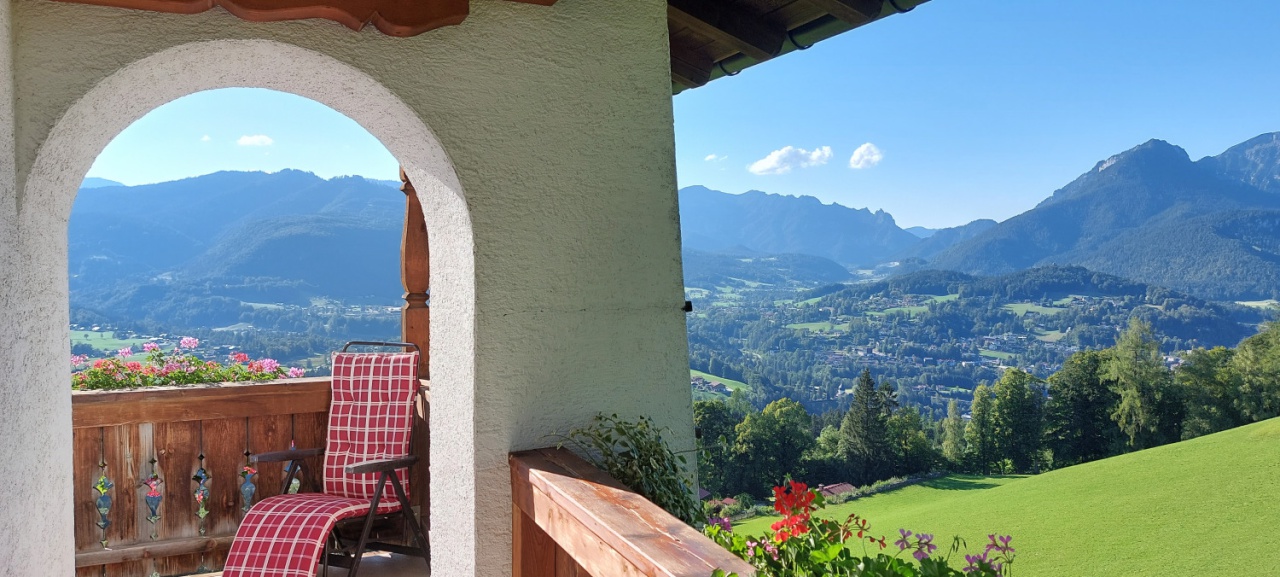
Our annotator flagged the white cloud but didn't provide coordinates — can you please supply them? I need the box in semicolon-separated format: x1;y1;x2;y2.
848;142;884;169
200;134;211;142
704;153;728;162
237;134;274;146
747;146;833;175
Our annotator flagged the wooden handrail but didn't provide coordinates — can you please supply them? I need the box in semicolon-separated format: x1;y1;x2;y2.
510;447;755;577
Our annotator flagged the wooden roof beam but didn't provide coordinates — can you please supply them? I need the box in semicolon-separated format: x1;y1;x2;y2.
806;0;884;24
667;0;784;62
670;42;714;88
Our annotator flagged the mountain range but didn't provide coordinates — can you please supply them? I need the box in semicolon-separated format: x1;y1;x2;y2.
70;170;405;321
681;132;1280;300
70;131;1280;327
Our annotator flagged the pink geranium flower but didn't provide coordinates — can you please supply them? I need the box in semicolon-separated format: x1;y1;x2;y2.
179;337;199;349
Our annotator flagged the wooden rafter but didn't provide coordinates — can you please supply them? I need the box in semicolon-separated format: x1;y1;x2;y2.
667;0;784;62
52;0;556;37
805;0;884;24
670;42;715;88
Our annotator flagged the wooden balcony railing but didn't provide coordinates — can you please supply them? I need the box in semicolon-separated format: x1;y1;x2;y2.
71;377;430;577
510;448;755;577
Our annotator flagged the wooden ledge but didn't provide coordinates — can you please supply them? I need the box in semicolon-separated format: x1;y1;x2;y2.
510;447;755;577
72;377;333;428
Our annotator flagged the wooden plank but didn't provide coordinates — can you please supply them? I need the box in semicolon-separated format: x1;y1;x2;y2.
75;535;235;567
806;0;884;24
154;420;203;575
73;428;103;577
247;414;293;500
668;0;785;61
135;423;161;577
510;448;755;577
73;378;331;428
555;543;583;577
102;424;146;577
200;417;249;570
515;508;556;577
292;411;329;492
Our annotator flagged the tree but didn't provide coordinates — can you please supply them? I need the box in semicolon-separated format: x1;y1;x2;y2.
941;400;967;467
992;368;1045;473
886;406;937;476
965;384;998;474
1231;323;1280;423
838;369;891;484
732;398;813;497
1045;350;1122;467
1104;318;1176;448
693;399;740;497
1177;346;1243;439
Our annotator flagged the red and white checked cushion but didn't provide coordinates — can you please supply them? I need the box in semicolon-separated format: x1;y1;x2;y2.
324;351;419;501
221;493;402;577
223;351;420;577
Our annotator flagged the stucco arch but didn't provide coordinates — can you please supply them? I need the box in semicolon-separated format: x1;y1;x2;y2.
17;39;478;576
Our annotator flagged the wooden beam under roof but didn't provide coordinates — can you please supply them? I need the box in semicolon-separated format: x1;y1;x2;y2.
670;47;714;89
805;0;885;24
667;0;785;62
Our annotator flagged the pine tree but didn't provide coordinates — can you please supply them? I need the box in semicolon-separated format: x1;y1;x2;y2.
838;369;890;484
965;384;998;474
941;399;967;466
1104;318;1174;448
992;368;1045;473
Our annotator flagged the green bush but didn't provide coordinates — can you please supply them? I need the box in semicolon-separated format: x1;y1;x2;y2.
561;414;701;525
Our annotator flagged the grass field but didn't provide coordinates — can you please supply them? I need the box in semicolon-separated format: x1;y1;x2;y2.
786;321;844;332
70;330;150;351
1237;299;1280;310
1035;329;1067;342
979;349;1015;360
690;369;748;392
1003;303;1066;316
734;417;1280;576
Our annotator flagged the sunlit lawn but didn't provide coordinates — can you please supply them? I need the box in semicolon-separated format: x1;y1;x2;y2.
733;418;1280;576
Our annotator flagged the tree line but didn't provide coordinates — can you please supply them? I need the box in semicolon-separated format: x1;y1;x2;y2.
694;319;1280;498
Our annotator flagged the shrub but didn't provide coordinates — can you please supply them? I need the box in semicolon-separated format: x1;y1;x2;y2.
706;480;1015;577
561;414;701;524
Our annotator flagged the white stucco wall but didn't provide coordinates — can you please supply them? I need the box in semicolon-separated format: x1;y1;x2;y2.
0;1;693;576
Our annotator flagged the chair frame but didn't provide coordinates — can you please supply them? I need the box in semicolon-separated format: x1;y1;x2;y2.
250;341;430;576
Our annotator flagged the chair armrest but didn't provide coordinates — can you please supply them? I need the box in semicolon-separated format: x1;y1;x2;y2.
345;455;418;475
252;448;324;463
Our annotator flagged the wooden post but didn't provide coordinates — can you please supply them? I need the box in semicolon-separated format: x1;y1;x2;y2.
400;167;430;379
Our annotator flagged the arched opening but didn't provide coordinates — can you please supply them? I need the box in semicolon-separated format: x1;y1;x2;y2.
16;39;477;577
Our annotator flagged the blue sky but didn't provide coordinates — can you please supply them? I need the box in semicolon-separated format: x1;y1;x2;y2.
87;0;1280;228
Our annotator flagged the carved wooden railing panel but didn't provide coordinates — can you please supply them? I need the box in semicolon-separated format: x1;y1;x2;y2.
71;377;430;577
510;448;756;577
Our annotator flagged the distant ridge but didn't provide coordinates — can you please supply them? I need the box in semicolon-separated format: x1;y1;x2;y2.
678;185;919;267
927;134;1280;300
80;177;124;189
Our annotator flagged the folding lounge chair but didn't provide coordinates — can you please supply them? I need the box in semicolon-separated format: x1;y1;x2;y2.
222;342;429;577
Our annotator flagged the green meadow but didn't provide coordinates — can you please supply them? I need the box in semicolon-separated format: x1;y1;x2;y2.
70;330;150;352
690;369;748;391
734;417;1280;576
1002;303;1066;316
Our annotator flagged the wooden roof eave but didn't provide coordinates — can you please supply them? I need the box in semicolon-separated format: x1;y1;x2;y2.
669;0;932;94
